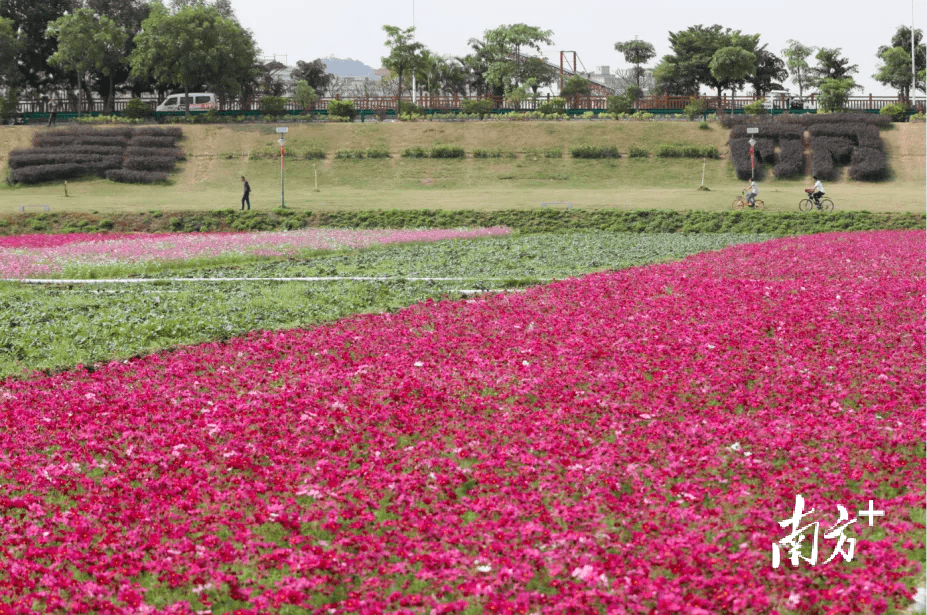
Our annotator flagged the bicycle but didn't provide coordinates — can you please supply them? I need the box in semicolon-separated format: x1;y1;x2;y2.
731;191;764;210
798;189;834;212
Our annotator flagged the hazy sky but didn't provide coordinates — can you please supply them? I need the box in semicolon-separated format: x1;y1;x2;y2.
234;0;922;96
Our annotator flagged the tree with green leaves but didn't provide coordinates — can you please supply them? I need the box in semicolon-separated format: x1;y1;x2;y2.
709;46;756;110
291;59;334;97
518;57;557;96
653;24;758;100
749;46;787;96
129;3;257;116
83;0;152;107
480;23;553;93
0;16;21;122
817;77;857;112
782;40;814;99
46;8;127;116
874;26;925;102
809;48;858;85
381;25;424;113
0;16;20;87
0;0;75;91
614;38;656;91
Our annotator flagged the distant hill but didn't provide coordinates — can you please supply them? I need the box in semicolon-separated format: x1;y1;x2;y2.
318;57;379;79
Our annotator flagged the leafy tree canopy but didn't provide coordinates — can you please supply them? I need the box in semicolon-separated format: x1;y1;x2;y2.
46;8;127;114
0;16;22;88
782;39;814;98
129;3;258;114
291;59;334;97
0;0;76;90
614;38;656;91
381;25;424;108
810;47;858;85
654;24;759;98
874;26;925;99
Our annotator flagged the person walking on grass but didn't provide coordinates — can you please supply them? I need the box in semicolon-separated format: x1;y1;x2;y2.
241;176;251;210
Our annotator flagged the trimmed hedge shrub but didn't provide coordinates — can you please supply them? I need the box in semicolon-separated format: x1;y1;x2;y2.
123;156;178;172
571;145;620;159
123;98;154;119
364;147;390;159
129;135;177;148
879;103;908;122
849;147;888;180
328;100;356;120
774;139;805;178
135;126;183;138
126;146;185;160
10;126;183;185
429;145;465;158
473;148;516;158
460;99;495;117
401;146;429;158
813;137;854;164
105;169;169;184
302;148;326;160
811;149;837;181
334;148;365;159
627;145;650;158
657;144;719;159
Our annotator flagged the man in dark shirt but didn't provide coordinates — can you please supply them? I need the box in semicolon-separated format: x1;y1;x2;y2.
241;176;251;210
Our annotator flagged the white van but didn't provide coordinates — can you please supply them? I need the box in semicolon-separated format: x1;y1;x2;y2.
156;93;217;112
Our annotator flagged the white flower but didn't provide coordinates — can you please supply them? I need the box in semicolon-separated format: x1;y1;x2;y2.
475;564;491;573
414;361;424;367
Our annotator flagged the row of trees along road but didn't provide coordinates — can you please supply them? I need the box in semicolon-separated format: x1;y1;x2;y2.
0;2;924;117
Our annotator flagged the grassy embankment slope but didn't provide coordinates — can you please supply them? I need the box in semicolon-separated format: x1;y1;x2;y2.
0;121;924;213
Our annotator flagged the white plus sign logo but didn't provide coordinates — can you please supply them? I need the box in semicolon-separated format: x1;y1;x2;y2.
857;500;884;526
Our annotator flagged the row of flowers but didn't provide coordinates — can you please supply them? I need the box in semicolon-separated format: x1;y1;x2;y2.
0;230;923;613
0;227;512;278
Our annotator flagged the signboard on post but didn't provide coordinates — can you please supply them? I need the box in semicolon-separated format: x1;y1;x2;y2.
747;128;758;180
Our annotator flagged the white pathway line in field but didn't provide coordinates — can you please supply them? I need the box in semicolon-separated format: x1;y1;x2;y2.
12;276;521;284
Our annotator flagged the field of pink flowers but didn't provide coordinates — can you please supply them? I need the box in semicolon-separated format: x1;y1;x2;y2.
0;228;511;278
0;230;923;614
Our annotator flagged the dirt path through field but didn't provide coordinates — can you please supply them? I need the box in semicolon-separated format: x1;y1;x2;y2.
184;127;219;186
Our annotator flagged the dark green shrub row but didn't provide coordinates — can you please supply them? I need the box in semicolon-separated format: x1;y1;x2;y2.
135;126;183;138
813;137;854;164
571;145;620;159
811;149;838;181
774;139;805;178
721;113;890;128
126;146;185;160
849;147;889;180
656;144;720;158
627;146;649;158
9;158;122;183
473;148;516;158
334;147;390;159
460;100;495;117
123;156;178;172
730;125;804;140
8;152;115;169
105;169;169;184
524;148;563;159
430;145;466;158
129;135;176;148
1;209;922;237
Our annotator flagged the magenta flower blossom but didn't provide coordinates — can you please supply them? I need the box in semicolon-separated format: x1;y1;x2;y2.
0;230;922;613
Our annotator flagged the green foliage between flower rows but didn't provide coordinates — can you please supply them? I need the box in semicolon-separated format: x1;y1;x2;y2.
0;232;770;379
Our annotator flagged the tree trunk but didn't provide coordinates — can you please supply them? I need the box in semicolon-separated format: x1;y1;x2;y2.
106;75;114;115
184;84;190;118
77;72;83;117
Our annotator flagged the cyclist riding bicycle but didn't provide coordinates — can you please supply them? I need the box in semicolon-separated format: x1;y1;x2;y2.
744;179;758;208
806;176;825;207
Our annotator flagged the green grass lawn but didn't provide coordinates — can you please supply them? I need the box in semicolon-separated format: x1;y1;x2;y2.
1;121;923;214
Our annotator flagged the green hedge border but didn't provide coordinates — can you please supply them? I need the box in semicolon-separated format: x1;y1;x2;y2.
1;209;923;237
